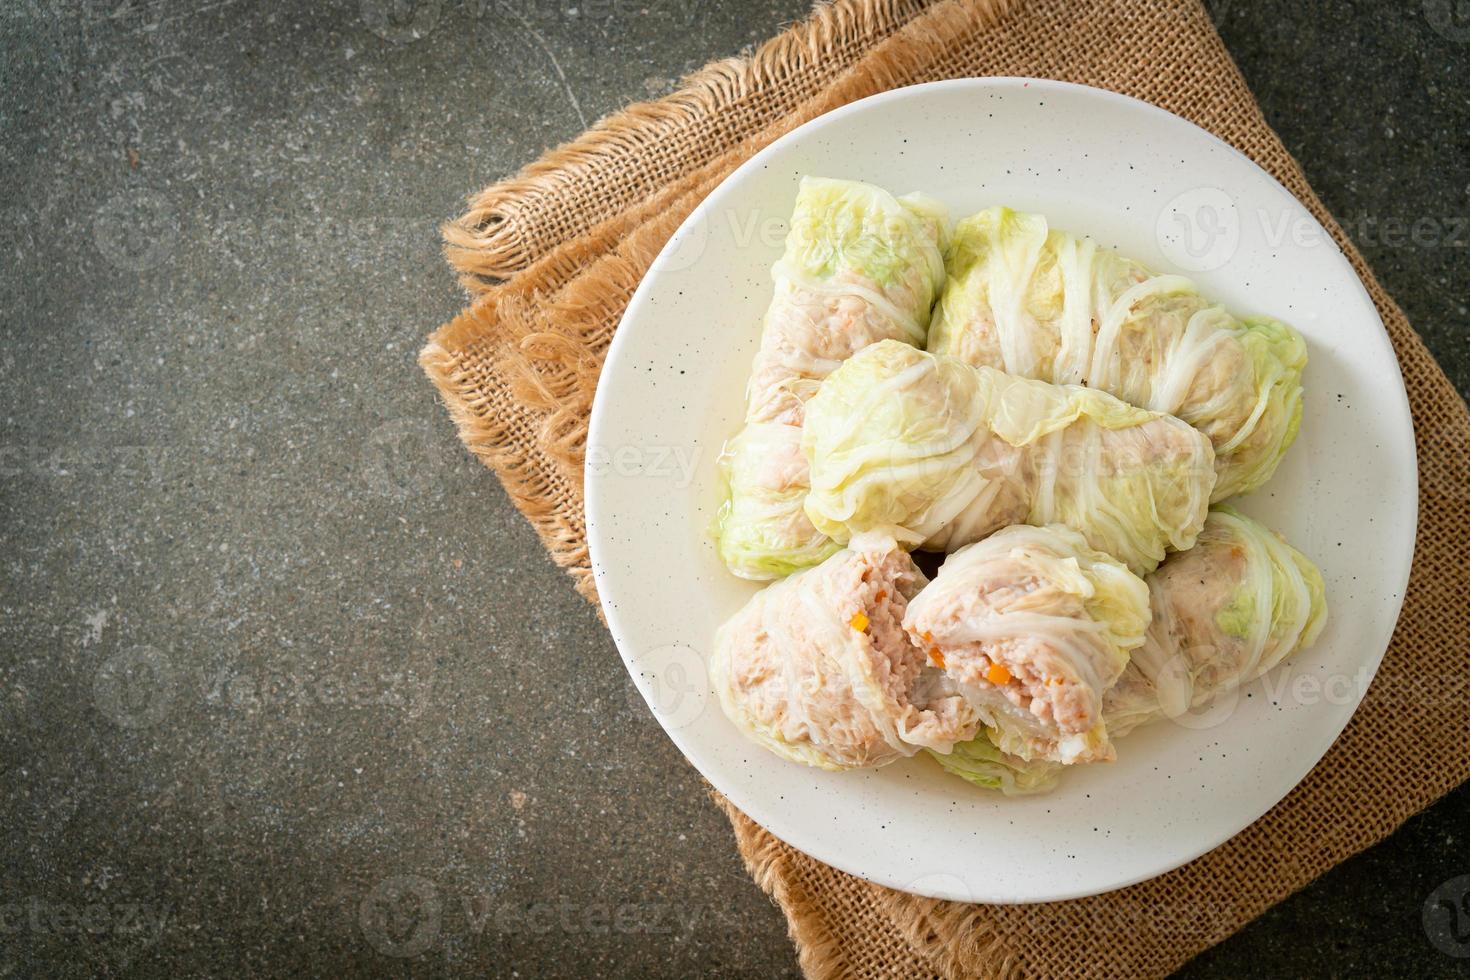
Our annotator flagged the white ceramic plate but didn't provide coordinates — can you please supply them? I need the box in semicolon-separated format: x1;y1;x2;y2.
586;78;1417;903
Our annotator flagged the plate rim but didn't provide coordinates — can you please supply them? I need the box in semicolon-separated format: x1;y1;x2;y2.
586;76;1419;903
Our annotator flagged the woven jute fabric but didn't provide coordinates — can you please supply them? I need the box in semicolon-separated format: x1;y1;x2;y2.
440;0;943;290
420;0;1470;976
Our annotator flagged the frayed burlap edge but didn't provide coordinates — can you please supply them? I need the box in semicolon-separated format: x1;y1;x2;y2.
422;0;1021;604
440;0;944;290
716;793;957;980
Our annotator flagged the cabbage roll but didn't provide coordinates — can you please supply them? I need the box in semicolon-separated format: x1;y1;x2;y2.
930;733;1061;795
714;177;948;580
716;423;836;577
1102;507;1328;736
710;534;979;771
937;509;1326;794
903;525;1151;765
802;339;1215;575
928;207;1307;500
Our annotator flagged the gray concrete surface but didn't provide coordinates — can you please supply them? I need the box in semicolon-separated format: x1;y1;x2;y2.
0;1;1466;976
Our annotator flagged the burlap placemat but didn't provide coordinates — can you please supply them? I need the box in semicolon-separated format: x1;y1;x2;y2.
420;1;1470;975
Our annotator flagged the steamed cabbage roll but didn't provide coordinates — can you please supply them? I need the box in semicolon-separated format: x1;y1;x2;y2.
710;534;979;771
716;423;836;577
938;509;1327;795
802;339;1215;575
714;177;948;580
928;207;1306;501
903;525;1151;765
929;732;1062;795
1102;507;1328;736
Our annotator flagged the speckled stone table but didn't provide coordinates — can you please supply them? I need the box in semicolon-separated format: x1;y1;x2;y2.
1;1;1466;976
